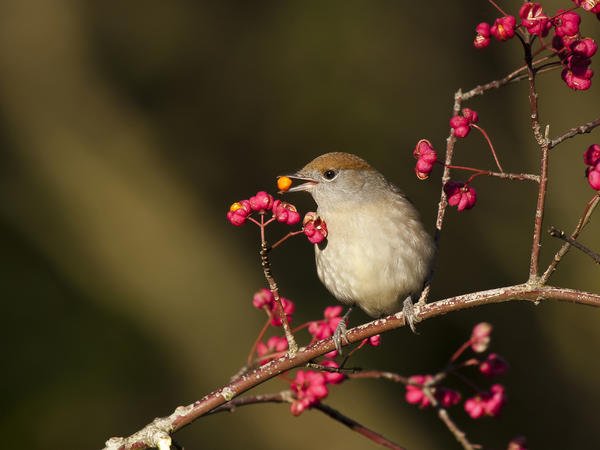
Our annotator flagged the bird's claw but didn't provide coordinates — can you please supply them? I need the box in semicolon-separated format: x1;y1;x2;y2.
403;297;420;334
333;318;350;354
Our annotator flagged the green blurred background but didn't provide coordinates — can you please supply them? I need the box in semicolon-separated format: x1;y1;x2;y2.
0;1;598;449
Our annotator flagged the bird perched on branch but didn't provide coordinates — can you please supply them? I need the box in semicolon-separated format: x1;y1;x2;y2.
284;152;435;350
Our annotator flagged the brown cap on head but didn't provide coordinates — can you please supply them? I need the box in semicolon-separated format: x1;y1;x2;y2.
301;152;374;173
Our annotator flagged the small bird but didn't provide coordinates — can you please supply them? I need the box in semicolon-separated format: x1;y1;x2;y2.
285;152;435;348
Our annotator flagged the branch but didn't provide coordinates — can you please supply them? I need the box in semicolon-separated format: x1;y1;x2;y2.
313;403;407;450
524;38;550;281
541;193;600;283
259;241;298;355
207;391;292;414
422;387;478;450
549;117;600;149
208;390;407;450
103;284;600;450
548;227;600;264
445;165;540;183
460;66;526;101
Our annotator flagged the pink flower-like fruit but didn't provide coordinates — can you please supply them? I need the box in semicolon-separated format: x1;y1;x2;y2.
471;322;492;352
249;191;274;212
256;335;289;364
272;200;301;225
491;16;516;41
553;9;581;37
519;2;551;37
474;22;491;49
308;306;343;340
587;162;600;190
320;360;346;385
480;353;509;377
464;384;506;419
413;139;438;180
303;212;328;244
572;0;600;14
290;370;329;416
584;144;600;166
444;181;477;211
450;108;479;138
562;59;593;90
405;375;434;408
227;199;252;226
252;288;295;326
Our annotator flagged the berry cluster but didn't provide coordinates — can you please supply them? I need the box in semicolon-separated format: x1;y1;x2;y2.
250;300;380;415
227;191;300;226
252;288;295;327
414;107;499;211
404;323;510;420
227;190;328;244
290;363;345;415
256;336;289;365
449;108;479;138
474;1;598;90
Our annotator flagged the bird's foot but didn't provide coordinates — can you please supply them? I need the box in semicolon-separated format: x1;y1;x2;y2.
402;297;421;334
333;307;353;354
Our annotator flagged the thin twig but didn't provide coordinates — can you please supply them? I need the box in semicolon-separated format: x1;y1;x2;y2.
548;226;600;264
422;387;478;450
445;165;540;183
541;193;600;283
348;370;410;384
549;117;600;149
461;66;527;101
313;403;407;450
246;318;271;367
210;391;407;450
486;0;510;17
207;391;293;415
271;230;304;249
471;124;504;173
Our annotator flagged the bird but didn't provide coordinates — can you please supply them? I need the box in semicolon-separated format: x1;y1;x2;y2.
284;152;435;350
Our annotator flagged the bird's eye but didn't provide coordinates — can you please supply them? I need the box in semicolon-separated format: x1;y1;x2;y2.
323;169;337;180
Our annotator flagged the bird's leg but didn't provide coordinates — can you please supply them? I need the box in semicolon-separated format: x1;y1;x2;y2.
402;297;420;334
333;307;353;354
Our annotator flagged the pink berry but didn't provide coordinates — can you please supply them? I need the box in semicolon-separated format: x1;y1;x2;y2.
248;191;274;212
444;181;477;211
519;3;551;37
405;375;433;408
474;22;491;49
303;212;328;244
479;353;509;377
583;144;600;166
470;322;492;352
553;9;581;37
587;163;600;190
572;0;600;14
321;360;346;385
490;16;516;41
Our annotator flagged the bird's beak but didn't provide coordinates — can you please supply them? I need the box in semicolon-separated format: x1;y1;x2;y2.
279;173;318;193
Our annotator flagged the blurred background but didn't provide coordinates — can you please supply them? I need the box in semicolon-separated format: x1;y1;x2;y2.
0;0;598;449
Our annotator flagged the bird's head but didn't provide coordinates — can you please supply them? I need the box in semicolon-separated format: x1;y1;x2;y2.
282;152;387;209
